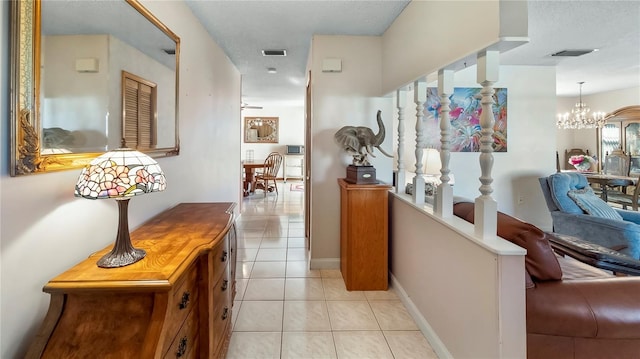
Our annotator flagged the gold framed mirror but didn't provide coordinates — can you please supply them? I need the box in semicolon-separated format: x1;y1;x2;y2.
9;0;180;176
244;117;279;143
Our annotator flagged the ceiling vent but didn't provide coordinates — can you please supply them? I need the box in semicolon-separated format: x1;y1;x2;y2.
163;49;176;55
550;49;597;57
262;49;287;56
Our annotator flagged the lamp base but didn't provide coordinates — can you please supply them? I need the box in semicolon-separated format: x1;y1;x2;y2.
97;248;146;268
97;198;146;268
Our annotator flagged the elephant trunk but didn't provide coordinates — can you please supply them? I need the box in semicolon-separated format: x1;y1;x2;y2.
374;110;385;146
373;110;393;158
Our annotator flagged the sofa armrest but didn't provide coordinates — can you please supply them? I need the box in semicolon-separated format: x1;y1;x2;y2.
615;208;640;224
550;212;640;259
547;232;640;275
527;278;640;339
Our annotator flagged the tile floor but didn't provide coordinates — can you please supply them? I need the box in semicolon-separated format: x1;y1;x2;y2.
227;181;438;358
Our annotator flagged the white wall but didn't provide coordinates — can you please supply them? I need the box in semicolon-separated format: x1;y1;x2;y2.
240;105;305;178
395;65;557;229
0;1;241;357
42;35;110;151
308;35;394;267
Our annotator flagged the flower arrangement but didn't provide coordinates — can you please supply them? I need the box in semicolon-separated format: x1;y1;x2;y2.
568;155;597;172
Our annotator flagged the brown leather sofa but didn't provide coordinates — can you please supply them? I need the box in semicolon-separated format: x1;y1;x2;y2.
453;202;640;359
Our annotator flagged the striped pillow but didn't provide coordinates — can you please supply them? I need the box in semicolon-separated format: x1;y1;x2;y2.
567;188;623;220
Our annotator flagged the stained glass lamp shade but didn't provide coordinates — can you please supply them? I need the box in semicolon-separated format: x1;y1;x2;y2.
75;148;166;268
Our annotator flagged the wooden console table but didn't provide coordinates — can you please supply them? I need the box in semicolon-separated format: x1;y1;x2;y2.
338;178;391;290
26;203;237;359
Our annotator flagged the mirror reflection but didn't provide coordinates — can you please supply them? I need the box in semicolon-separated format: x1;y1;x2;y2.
10;0;180;176
244;117;279;143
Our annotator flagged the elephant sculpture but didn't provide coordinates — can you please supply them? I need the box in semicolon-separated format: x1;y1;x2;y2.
334;110;392;166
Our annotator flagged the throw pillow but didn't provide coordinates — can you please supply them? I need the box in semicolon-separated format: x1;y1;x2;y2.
567;188;623;220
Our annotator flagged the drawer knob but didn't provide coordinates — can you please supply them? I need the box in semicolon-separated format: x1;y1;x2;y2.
221;250;228;262
221;279;228;291
176;336;187;357
222;306;229;320
178;292;190;310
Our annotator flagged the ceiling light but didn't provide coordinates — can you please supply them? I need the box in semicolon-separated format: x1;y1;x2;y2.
557;82;606;130
267;67;277;74
262;49;287;56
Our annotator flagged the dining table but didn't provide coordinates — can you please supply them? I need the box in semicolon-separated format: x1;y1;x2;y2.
242;161;269;197
582;173;638;202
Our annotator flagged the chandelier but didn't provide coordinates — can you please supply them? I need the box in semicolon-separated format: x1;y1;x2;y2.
557;82;607;129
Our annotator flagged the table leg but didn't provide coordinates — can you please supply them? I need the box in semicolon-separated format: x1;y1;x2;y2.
243;167;254;197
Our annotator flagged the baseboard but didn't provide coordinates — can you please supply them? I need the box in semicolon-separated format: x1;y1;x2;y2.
390;273;452;359
309;258;340;270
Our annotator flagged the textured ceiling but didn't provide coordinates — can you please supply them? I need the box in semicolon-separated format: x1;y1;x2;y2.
185;0;411;107
186;0;639;107
500;0;640;97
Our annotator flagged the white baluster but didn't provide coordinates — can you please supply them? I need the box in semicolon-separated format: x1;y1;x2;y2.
412;81;427;204
436;69;454;217
395;89;407;194
474;51;499;239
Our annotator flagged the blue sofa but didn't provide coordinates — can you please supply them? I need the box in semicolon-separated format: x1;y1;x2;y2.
539;172;640;259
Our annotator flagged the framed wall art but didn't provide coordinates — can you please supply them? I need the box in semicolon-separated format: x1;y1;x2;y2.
244;117;279;143
423;87;508;152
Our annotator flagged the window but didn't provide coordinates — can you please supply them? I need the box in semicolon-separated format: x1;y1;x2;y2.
122;71;157;149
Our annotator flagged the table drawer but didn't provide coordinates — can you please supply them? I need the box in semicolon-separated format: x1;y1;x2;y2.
163;310;198;359
211;236;229;284
162;265;199;354
211;272;233;350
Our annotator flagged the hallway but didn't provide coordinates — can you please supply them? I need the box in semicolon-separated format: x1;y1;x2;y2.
227;181;437;358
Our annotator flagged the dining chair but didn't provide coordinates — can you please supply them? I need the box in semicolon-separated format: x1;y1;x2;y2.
604;149;631;176
255;152;283;195
601;149;634;208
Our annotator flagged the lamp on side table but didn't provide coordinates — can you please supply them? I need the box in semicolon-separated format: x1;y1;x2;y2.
74;148;166;268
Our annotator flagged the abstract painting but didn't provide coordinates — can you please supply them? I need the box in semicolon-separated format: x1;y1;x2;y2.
423;87;508;152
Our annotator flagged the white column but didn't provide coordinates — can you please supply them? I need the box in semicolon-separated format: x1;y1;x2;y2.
436;69;454;218
474;51;499;239
395;89;407;194
412;81;427;204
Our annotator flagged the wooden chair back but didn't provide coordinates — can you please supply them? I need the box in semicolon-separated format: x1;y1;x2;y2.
263;152;283;179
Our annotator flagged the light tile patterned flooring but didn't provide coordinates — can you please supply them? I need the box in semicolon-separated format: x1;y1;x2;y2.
227;181;438;358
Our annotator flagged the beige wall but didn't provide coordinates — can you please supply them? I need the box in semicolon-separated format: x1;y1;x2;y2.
381;0;527;95
308;35;394;267
390;197;526;358
0;1;241;357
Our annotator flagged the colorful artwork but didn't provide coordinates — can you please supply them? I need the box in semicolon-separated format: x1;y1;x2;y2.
424;87;508;152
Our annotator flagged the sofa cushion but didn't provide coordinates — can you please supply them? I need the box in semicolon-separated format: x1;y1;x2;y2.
453;202;563;281
548;172;590;214
567;188;623;220
527;278;640;338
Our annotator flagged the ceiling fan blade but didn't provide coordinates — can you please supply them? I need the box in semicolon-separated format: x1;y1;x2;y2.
241;103;263;110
